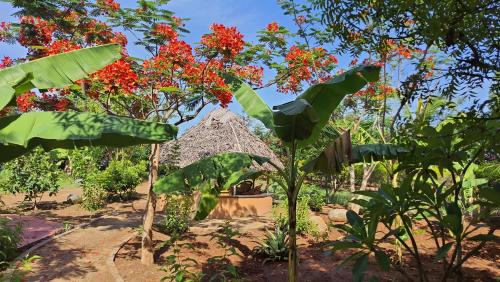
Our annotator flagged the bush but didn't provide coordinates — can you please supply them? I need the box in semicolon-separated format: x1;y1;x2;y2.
273;198;316;235
97;159;147;200
329;191;354;206
253;226;289;263
0;148;60;209
81;160;147;211
81;173;108;211
299;184;326;211
159;195;192;236
68;147;104;182
0;218;22;267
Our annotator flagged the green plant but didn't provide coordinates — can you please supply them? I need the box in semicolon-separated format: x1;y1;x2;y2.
1;148;60;209
161;241;203;282
273;198;317;235
299;184;325;211
0;218;22;268
81;172;108;211
333;116;499;281
159;195;192;236
0;255;41;282
329;191;354;207
98;160;147;200
207;221;241;281
253;227;289;264
68;147;104;182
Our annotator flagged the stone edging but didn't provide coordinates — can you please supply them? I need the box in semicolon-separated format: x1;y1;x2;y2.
107;231;139;282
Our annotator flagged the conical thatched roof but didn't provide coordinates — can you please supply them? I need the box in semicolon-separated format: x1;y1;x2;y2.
160;108;282;170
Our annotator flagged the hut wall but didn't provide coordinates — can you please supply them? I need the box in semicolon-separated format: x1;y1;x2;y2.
208;194;273;219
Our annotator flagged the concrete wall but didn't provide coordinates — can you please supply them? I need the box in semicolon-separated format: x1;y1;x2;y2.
208;194;273;219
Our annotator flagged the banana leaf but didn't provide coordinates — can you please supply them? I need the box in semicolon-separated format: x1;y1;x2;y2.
0;112;177;163
0;44;122;110
296;65;380;146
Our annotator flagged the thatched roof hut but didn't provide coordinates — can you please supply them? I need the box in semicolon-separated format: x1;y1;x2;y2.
160;108;282;170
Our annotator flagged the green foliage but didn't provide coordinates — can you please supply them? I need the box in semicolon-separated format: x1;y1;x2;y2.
0;148;60;208
159;195;193;236
0;218;22;266
95;160;147;200
80;175;108;212
154;152;269;219
299;184;325;211
273;198;317;235
161;240;203;282
0;45;178;163
207;221;241;281
476;162;500;183
68;147;105;182
81;160;147;211
253;227;289;264
332;115;500;280
0;111;178;164
330;191;354;206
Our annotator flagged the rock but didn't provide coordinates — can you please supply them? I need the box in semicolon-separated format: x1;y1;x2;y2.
310;215;328;235
328;208;348;222
66;193;82;204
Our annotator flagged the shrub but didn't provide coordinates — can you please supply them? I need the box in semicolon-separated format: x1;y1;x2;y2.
273;198;316;235
81;160;147;211
159;195;193;236
0;148;60;209
0;218;22;267
299;183;327;211
81;173;108;212
97;159;147;200
68;147;104;182
253;226;289;263
329;191;354;206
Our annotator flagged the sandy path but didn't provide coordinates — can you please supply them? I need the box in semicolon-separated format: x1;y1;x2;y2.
23;184;150;282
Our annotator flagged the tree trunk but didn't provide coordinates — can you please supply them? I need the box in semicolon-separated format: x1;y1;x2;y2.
349;165;356;192
288;196;298;282
141;143;160;265
360;163;377;191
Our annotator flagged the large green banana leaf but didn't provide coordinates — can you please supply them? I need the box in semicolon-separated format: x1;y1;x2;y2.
0;44;122;110
153;152;269;219
0;112;177;163
227;65;380;146
294;65;380;146
227;76;274;130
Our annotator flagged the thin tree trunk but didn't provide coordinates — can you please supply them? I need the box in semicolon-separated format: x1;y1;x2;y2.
349;165;356;192
360;163;377;191
288;196;298;282
141;143;160;265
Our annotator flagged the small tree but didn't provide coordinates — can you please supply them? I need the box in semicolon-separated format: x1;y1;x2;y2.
2;149;59;209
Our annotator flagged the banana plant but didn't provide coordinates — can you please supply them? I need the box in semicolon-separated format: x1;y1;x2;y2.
155;65;415;281
0;44;177;162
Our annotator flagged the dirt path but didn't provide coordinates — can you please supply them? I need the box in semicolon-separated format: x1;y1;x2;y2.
23;184;149;282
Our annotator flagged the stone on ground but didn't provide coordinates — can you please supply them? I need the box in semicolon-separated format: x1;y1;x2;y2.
328;208;348;222
310;215;328;235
